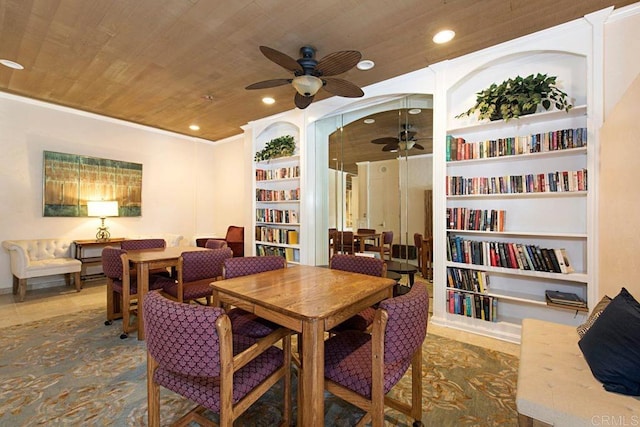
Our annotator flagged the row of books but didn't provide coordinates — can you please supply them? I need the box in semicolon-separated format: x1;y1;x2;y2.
447;208;505;232
446;127;587;161
255;226;299;245
447;290;497;322
447;267;490;293
256;244;299;263
447;169;587;195
255;188;300;201
255;166;300;181
255;208;299;224
447;235;575;274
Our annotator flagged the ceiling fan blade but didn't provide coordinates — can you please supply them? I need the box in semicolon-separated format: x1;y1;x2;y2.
294;92;314;109
323;78;364;98
413;143;425;150
245;79;292;90
259;46;303;73
371;137;399;145
382;143;399;152
316;50;362;76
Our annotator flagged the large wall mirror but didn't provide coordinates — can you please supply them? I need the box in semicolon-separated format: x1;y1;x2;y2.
314;94;434;265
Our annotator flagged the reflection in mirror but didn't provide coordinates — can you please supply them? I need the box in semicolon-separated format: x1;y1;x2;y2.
320;95;434;267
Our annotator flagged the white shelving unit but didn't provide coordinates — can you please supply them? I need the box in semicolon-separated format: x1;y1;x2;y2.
253;124;301;264
442;105;591;341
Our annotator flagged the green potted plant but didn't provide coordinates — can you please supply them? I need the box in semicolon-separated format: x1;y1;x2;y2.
254;135;296;161
456;73;573;122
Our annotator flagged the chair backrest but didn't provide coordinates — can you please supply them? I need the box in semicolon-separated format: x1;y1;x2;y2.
223;255;286;279
205;239;228;250
181;247;233;282
225;226;244;244
383;231;394;245
379;283;429;364
330;254;386;277
121;238;166;251
413;233;423;251
102;246;127;279
143;291;224;377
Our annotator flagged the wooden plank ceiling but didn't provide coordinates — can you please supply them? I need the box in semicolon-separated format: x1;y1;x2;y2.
0;0;634;145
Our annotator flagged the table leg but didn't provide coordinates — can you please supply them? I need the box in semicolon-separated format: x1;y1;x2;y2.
299;319;324;427
409;271;415;286
137;263;149;340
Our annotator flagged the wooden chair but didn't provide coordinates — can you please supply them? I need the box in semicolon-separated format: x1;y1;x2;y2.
333;230;355;255
323;282;429;427
329;254;387;333
222;255;287;338
162;247;233;305
143;291;291;427
102;247;173;339
366;231;393;260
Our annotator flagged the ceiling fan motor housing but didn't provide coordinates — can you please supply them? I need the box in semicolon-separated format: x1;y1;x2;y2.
297;46;319;77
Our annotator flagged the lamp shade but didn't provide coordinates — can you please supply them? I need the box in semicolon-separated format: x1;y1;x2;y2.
87;200;119;217
291;75;323;97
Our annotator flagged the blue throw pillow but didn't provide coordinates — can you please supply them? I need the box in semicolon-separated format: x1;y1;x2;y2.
578;287;640;395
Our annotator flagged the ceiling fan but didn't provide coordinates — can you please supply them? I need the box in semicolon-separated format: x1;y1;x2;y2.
245;46;365;109
371;124;428;152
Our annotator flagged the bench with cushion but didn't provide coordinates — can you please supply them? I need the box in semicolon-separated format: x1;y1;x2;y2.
2;238;82;302
517;315;640;426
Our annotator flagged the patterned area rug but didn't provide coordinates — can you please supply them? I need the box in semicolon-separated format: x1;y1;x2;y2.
0;307;518;426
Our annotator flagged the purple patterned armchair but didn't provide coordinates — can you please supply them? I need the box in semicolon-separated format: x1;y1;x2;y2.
204;239;228;249
120;238;166;250
163;247;233;304
143;291;291;426
223;256;286;338
366;230;394;260
329;253;387;332
102;247;174;339
324;282;429;427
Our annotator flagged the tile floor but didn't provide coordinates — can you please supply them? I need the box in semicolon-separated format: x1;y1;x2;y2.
0;279;520;357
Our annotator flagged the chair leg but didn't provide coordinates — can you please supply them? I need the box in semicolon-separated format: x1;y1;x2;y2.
74;271;82;291
283;334;292;426
17;277;27;302
147;352;160;427
410;348;423;423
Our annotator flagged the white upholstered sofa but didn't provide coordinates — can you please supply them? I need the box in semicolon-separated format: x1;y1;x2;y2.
2;239;82;302
517;318;640;426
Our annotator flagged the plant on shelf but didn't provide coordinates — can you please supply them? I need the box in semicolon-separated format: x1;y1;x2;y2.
254;135;296;161
456;73;573;122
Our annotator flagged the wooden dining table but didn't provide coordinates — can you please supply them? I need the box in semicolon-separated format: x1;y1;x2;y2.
127;245;209;340
353;231;381;253
210;264;396;427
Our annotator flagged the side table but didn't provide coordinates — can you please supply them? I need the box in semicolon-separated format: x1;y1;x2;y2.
74;238;125;284
385;261;418;286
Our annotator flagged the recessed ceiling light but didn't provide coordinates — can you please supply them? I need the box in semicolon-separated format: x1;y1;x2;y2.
433;30;455;44
364;118;375;124
356;60;375;71
0;59;24;70
189;124;200;131
408;108;422;115
262;97;275;105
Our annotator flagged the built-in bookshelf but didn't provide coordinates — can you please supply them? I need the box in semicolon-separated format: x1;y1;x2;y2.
442;105;591;341
254;138;301;264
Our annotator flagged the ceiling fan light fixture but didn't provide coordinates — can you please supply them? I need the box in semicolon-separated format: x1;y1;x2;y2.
433;30;455;44
291;75;323;97
398;140;416;151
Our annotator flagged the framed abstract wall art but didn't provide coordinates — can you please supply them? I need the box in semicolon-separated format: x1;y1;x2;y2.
43;151;142;217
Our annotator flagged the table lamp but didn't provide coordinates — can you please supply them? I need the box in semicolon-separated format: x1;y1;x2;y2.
87;200;119;241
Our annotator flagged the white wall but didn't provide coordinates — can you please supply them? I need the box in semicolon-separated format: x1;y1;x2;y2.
0;93;224;293
599;3;640;299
